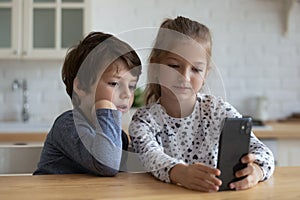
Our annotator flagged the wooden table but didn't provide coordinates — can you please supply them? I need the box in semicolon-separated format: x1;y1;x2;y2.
0;166;299;200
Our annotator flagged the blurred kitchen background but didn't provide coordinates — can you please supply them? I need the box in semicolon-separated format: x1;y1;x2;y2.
1;0;300;174
0;0;299;123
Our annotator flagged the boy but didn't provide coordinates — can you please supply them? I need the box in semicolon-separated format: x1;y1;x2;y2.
34;32;141;176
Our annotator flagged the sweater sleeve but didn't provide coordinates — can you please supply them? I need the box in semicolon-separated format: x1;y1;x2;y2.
129;109;185;183
53;109;123;176
249;133;275;181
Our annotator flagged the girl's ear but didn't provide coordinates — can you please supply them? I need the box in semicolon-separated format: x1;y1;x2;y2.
148;62;160;84
73;77;86;97
204;64;212;79
150;57;156;63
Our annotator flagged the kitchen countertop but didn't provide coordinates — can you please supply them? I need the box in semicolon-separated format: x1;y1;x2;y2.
0;121;299;142
0;122;51;133
0;166;298;200
253;121;300;139
122;122;300;140
0;122;51;143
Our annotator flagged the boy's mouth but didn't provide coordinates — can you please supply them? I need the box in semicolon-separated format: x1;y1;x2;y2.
116;105;128;112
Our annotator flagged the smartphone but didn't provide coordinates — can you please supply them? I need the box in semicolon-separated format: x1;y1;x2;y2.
217;117;252;191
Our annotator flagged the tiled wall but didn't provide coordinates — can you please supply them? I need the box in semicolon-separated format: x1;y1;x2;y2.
0;60;72;123
0;0;299;123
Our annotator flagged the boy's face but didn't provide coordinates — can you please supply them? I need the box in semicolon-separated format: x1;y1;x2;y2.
95;59;138;113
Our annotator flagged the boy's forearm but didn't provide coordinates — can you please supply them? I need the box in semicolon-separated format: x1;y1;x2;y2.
74;109;123;174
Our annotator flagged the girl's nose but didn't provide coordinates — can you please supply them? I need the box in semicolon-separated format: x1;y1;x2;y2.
179;67;191;81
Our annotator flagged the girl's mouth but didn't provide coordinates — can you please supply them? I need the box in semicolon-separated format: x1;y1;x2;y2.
173;85;191;91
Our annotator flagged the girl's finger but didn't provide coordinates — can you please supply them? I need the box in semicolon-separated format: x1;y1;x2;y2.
241;153;256;163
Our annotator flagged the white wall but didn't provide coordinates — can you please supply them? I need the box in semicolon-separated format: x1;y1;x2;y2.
0;0;299;123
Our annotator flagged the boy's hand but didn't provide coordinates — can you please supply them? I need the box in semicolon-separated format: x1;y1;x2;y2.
95;100;117;110
229;154;264;190
170;163;222;192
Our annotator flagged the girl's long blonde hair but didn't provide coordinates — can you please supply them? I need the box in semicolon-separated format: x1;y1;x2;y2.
144;16;212;104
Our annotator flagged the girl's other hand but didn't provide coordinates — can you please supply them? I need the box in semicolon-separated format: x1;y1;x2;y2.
170;163;222;192
229;153;264;190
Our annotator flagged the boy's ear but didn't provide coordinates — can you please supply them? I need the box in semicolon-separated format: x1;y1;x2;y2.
73;77;86;97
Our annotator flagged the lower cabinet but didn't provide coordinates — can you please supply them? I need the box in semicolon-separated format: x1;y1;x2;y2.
0;144;43;174
0;132;45;174
262;139;300;166
277;140;300;166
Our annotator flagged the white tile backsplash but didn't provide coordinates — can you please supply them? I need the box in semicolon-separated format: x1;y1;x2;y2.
0;60;69;123
0;0;299;123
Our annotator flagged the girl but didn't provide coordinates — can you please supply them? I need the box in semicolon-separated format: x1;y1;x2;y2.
129;16;274;192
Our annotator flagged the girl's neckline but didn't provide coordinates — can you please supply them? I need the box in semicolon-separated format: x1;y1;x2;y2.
157;98;199;120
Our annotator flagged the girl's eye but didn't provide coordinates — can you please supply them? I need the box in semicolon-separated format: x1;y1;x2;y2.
168;64;180;68
108;82;118;87
192;67;203;73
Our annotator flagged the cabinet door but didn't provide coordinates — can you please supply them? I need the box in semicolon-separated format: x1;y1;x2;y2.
61;8;83;48
0;0;22;58
23;0;88;59
278;140;300;166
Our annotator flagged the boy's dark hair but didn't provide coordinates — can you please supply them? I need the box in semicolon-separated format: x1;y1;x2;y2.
62;32;142;107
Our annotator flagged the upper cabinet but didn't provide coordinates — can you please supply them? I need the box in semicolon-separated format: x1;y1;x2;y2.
0;0;90;59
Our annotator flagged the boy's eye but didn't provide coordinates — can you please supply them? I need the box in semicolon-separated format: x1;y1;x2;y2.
129;84;137;91
108;82;119;87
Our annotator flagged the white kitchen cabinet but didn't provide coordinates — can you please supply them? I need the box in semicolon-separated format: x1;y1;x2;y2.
277;139;300;166
0;0;90;59
261;138;300;167
0;144;43;174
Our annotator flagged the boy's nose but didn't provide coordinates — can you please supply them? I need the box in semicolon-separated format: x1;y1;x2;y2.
120;86;131;99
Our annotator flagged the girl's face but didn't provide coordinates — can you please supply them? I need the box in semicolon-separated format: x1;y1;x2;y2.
158;41;208;102
95;59;138;113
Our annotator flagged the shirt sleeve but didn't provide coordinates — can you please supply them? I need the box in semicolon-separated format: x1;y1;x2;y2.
129;110;185;183
249;133;275;181
53;109;123;176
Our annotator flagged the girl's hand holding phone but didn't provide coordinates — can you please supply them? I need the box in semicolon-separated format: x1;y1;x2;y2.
229;153;264;190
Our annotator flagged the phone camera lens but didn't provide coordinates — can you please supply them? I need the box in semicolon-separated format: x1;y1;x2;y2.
247;122;251;127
